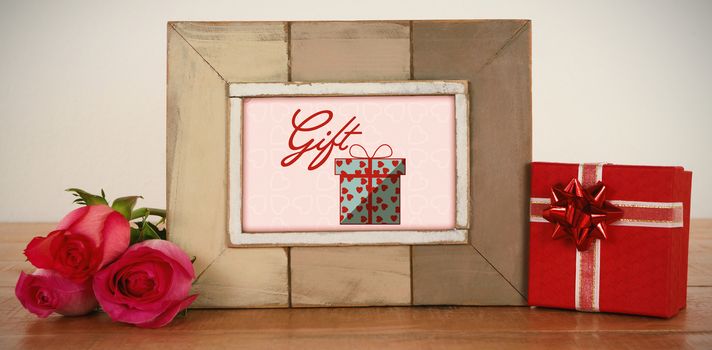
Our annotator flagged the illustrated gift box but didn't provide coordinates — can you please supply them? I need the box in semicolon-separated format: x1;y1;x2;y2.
528;162;692;318
335;144;406;225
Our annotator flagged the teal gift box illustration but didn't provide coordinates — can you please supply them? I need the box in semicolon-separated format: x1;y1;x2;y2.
334;144;406;225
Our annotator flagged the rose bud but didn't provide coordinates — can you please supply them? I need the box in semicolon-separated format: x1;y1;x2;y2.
93;239;198;328
24;205;130;282
15;269;98;317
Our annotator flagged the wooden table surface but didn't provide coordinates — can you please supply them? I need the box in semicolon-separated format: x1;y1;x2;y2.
1;221;711;349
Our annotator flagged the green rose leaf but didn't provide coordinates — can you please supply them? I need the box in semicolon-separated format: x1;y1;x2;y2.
144;221;167;240
130;227;142;245
66;188;108;206
130;222;162;245
140;222;161;241
130;207;166;220
112;196;142;220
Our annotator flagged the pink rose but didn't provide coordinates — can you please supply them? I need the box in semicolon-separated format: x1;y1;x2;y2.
93;239;197;328
15;269;98;317
24;205;130;282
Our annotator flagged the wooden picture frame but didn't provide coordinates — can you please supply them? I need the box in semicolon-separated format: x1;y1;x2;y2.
167;20;531;308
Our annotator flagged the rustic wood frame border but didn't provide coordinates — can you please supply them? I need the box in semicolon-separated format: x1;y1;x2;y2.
167;20;531;308
228;81;469;246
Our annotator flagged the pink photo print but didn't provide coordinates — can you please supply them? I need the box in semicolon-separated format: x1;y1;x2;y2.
230;82;470;246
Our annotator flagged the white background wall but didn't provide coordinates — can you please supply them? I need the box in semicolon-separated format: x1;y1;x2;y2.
1;0;710;221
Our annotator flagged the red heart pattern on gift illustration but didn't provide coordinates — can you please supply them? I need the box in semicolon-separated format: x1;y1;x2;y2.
334;144;406;225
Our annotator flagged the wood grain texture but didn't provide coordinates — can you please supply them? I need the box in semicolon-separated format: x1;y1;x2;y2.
167;25;227;277
411;20;532;304
467;22;532;299
1;221;711;348
190;248;289;308
411;20;529;78
171;22;288;83
412;245;526;305
291;21;410;81
689;219;712;286
290;246;411;307
167;22;289;308
288;21;413;306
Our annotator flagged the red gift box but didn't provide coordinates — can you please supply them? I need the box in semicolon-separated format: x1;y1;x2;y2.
528;162;692;318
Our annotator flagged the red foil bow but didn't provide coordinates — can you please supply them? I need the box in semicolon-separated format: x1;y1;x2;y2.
543;178;624;251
